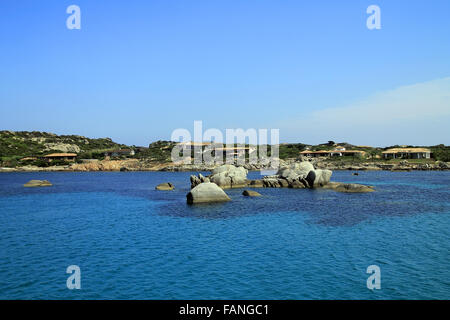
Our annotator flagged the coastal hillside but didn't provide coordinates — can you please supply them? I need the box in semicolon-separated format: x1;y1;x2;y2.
1;130;449;170
0;130;129;160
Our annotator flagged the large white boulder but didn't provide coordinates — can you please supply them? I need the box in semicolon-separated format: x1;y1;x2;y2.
313;169;333;187
275;162;332;188
186;182;231;204
209;165;248;188
277;162;315;180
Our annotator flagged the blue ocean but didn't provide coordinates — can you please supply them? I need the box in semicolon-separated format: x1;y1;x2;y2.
0;171;449;299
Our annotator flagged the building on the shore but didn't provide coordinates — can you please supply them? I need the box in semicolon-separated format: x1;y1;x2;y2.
174;142;257;161
175;142;213;159
382;148;431;159
210;146;257;160
43;153;77;162
300;148;366;158
179;142;212;148
104;149;135;157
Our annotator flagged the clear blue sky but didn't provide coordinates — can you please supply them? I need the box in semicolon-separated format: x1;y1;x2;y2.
1;0;449;146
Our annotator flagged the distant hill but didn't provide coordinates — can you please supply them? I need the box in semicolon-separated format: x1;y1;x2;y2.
1;131;449;166
0;131;129;159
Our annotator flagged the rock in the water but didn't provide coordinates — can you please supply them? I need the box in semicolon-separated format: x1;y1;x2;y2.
198;173;209;183
305;170;316;188
208;165;248;189
186;182;231;204
242;190;262;197
262;177;281;188
23;180;52;187
435;161;450;169
247;179;264;188
190;175;201;189
155;182;174;191
190;173;209;189
279;179;289;188
277;162;314;180
323;182;374;193
189;165;247;189
274;162;331;188
313;169;332;187
289;180;306;188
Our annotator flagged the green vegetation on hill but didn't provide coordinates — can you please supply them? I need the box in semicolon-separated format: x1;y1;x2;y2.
431;144;450;162
0;131;128;164
136;140;177;162
1;131;449;167
278;143;308;159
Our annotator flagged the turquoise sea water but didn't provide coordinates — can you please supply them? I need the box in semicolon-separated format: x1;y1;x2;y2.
0;171;449;299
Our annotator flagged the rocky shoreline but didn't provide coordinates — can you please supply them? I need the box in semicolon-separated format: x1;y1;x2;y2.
1;158;449;173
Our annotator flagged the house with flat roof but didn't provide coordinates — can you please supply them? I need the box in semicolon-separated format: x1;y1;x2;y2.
43;153;77;162
382;148;431;159
209;146;256;159
179;142;212;147
175;142;213;158
300;148;366;158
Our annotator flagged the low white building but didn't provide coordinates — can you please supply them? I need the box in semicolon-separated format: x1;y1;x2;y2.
382;148;431;159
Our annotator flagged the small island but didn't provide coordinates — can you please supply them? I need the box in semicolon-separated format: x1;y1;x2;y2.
185;163;374;204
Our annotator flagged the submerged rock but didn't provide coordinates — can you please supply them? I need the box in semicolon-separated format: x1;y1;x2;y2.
186;182;231;204
322;182;374;193
242;190;262;197
155;182;174;191
23;180;52;187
